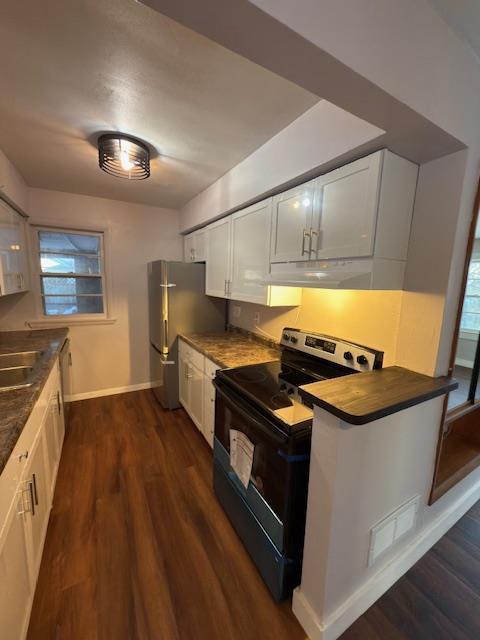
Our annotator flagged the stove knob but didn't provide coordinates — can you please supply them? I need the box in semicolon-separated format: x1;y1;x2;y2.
343;351;353;361
287;387;294;395
357;355;368;366
290;336;298;344
283;333;290;341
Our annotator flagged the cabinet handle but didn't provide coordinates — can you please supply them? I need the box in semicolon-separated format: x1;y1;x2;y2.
18;450;29;462
302;229;311;256
309;228;318;256
28;480;35;516
32;473;39;506
57;391;61;415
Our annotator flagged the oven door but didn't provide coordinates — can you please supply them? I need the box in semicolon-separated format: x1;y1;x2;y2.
213;379;309;554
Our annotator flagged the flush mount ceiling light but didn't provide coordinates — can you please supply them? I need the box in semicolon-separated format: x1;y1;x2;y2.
98;134;150;180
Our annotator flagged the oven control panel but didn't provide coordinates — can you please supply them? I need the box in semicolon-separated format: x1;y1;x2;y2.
281;328;383;371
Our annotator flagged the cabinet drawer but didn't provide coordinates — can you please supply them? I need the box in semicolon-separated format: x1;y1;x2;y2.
179;339;204;371
204;357;219;379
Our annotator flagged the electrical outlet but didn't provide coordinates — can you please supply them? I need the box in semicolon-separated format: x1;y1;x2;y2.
253;311;261;325
232;305;241;319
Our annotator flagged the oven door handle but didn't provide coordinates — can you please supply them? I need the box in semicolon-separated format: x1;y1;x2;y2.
213;381;289;446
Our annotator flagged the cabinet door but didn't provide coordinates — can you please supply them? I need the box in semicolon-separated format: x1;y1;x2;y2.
0;200;28;295
193;228;206;262
270;181;315;263
43;395;63;496
230;199;271;304
203;375;215;448
178;353;190;410
313;152;382;260
206;218;231;297
188;363;204;431
184;234;195;262
24;430;50;577
0;496;32;640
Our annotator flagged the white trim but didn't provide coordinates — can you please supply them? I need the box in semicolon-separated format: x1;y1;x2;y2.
27;318;117;329
292;478;480;640
29;224;112;321
454;357;474;368
459;329;479;341
65;381;153;402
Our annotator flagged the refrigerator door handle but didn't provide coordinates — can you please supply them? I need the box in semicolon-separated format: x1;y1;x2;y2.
159;283;176;288
161;262;169;355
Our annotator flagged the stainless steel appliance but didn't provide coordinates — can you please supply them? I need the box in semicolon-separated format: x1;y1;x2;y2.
213;328;383;600
148;260;226;409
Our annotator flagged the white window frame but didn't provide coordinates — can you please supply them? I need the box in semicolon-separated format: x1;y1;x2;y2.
460;255;480;334
32;225;110;323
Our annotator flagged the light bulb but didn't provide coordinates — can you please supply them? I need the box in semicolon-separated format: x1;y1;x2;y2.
119;140;134;172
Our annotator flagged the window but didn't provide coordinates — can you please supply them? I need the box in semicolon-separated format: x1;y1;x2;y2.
460;257;480;332
35;227;106;317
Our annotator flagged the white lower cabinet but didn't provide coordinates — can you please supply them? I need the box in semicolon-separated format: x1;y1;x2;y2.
0;497;32;640
178;339;219;448
0;358;65;640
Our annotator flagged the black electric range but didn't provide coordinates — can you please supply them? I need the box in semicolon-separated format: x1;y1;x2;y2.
212;328;383;601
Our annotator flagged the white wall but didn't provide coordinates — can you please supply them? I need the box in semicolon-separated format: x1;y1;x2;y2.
229;289;402;367
180;100;384;231
0;187;182;398
294;400;480;640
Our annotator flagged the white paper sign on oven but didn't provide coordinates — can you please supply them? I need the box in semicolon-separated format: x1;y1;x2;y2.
229;430;254;489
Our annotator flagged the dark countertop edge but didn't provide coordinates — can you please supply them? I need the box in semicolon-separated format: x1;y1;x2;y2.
0;328;69;475
299;375;458;425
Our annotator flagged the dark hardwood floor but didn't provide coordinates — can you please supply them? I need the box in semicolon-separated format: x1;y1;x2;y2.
28;390;480;640
27;390;305;640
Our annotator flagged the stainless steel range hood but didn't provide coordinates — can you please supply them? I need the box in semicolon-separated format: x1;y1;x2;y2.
264;258;406;290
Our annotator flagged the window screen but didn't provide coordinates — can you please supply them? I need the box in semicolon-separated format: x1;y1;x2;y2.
37;229;105;316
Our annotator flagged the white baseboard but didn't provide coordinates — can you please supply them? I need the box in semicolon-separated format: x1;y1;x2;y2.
65;381;153;402
293;478;480;640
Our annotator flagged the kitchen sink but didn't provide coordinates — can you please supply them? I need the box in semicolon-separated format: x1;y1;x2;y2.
0;366;34;391
0;350;43;369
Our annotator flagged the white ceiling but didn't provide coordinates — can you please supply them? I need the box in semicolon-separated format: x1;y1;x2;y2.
0;0;318;209
430;0;480;62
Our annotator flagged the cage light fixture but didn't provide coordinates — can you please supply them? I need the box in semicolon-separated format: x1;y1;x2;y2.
98;133;150;180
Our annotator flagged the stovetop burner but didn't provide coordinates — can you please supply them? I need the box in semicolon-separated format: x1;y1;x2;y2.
216;329;384;430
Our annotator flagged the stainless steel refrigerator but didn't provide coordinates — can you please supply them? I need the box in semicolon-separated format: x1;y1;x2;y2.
148;260;226;409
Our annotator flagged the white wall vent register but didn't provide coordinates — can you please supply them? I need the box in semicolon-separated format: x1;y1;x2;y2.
368;495;419;566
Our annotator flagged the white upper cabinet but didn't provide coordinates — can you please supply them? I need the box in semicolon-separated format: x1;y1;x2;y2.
205;217;231;298
184;228;206;262
230;199;272;304
0;199;29;296
267;150;418;290
270;182;315;263
313;152;382;260
205;200;301;306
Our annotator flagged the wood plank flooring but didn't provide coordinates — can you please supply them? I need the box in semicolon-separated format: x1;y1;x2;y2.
28;390;480;640
27;390;305;640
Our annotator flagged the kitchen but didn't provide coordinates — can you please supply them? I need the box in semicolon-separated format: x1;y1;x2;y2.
1;1;480;639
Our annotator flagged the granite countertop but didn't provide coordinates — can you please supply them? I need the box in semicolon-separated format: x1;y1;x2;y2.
179;331;280;369
0;328;68;475
299;366;458;425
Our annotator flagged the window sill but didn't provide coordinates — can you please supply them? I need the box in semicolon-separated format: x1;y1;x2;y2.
27;317;117;329
459;329;479;341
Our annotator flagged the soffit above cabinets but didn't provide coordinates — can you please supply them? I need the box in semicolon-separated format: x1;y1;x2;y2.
0;0;318;208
